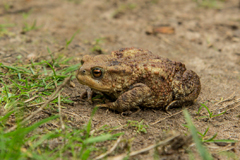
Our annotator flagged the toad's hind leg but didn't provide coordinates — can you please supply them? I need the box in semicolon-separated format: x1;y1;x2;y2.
167;70;201;111
181;70;201;102
96;83;152;113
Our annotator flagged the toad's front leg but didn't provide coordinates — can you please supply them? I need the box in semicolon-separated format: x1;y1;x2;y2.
96;83;152;113
78;87;104;104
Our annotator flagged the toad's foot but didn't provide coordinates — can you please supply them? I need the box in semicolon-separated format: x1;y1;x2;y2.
79;87;104;104
79;87;93;104
164;100;194;112
165;100;180;111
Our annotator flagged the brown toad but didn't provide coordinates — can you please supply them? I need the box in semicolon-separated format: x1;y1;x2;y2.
76;47;201;112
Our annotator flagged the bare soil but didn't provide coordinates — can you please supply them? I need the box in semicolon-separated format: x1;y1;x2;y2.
1;0;240;159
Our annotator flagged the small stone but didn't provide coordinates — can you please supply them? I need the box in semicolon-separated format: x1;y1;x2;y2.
27;53;36;60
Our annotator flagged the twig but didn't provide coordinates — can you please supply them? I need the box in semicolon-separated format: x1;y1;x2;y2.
197;92;239;117
26;95;58;107
24;95;39;103
5;76;72;133
214;98;240;113
200;96;240;117
26;102;46;107
150;110;183;125
109;133;180;160
94;135;123;160
90;123;124;136
213;92;236;107
61;110;88;119
58;93;65;130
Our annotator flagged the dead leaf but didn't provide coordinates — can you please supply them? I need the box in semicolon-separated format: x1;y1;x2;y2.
146;26;175;35
153;26;175;34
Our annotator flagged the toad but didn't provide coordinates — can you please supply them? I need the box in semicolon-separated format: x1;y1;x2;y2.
76;47;201;112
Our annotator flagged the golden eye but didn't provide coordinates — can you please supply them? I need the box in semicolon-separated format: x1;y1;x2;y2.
91;68;103;78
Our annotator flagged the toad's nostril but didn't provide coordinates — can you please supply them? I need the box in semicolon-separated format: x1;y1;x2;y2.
79;67;86;74
82;70;86;74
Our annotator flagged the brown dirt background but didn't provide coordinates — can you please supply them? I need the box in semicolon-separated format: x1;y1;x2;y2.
1;0;240;159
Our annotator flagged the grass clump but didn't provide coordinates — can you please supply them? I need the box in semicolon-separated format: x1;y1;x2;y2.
22;20;42;33
90;38;106;54
0;116;58;159
0;55;123;159
196;103;226;119
0;59;78;110
183;110;213;160
197;126;235;143
65;29;80;49
112;3;137;18
193;0;225;9
0;107;123;159
183;110;236;160
127;120;148;134
0;23;15;37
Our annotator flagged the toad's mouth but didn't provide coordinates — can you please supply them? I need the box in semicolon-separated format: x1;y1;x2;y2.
76;74;112;93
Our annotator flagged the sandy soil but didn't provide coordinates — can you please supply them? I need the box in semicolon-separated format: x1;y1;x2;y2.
1;0;240;159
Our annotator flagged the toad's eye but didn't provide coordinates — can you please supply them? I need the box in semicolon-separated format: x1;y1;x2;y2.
91;68;104;78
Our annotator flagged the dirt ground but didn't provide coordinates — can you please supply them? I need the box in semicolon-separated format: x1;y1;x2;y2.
1;0;240;159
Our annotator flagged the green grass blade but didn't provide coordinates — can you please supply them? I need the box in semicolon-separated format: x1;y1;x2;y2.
212;111;226;118
183;110;213;160
197;131;204;137
81;149;91;160
84;134;112;144
45;61;56;77
2;82;9;99
86;107;98;137
1;65;31;74
205;139;237;143
65;29;80;49
200;103;211;116
1;115;59;159
9;78;23;90
32;132;61;148
61;63;81;75
203;126;209;137
0;110;15;122
1;65;22;73
29;67;35;75
204;133;218;142
18;73;21;79
7;115;59;136
16;66;32;73
84;132;123;144
31;20;36;29
47;46;51;54
43;66;48;75
197;105;203;114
